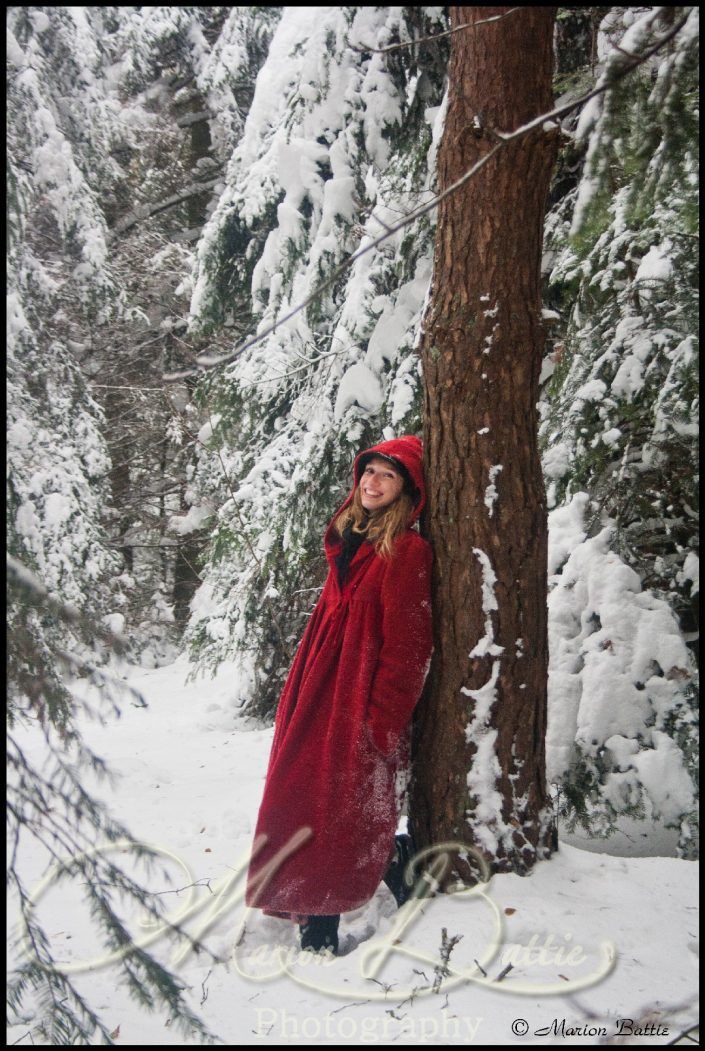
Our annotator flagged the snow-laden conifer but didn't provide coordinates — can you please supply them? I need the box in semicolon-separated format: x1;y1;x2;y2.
541;7;698;854
7;7;275;1041
184;7;449;717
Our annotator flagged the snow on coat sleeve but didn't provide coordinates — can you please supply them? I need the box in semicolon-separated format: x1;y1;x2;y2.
365;534;433;757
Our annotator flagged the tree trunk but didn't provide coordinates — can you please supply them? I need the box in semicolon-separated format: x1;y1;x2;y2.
410;6;559;881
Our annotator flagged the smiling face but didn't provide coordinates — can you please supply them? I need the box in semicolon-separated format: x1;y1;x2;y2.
359;457;405;512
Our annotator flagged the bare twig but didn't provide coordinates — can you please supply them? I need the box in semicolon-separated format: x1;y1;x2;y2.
432;927;463;993
666;1022;699;1045
366;977;395;996
199;969;211;1006
90;385;168;392
395;984;425;1010
348;8;524;56
163;134;500;378
152;878;214;897
106;541;206;550
329;1000;372;1014
563;993;699;1046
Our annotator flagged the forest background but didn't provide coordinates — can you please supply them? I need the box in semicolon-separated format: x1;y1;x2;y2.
6;4;699;1043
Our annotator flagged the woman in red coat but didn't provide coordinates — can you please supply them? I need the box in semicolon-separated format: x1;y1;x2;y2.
244;434;433;955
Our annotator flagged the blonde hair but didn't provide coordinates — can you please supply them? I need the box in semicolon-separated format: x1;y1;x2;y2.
333;484;416;561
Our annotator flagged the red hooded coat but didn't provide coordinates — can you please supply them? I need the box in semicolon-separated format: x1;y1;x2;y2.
244;436;433;919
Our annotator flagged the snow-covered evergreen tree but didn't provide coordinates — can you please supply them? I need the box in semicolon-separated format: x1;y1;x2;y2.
7;6;126;717
7;7;278;1041
183;7;449;717
541;6;698;854
88;6;281;663
7;5;282;666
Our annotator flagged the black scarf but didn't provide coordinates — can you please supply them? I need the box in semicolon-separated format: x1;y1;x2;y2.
334;515;370;587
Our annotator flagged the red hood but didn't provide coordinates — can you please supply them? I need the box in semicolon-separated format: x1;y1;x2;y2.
324;435;426;555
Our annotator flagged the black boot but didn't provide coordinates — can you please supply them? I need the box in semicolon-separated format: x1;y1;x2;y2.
382;833;417;907
299;914;340;954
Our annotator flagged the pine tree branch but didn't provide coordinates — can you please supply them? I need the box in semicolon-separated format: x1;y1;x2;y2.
7;556;132;663
110;177;222;239
166;8;691;381
177;415;290;652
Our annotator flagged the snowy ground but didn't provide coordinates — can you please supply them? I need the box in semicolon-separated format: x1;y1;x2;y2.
7;657;699;1046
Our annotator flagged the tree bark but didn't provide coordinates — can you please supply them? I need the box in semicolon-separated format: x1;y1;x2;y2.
410;7;559;880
